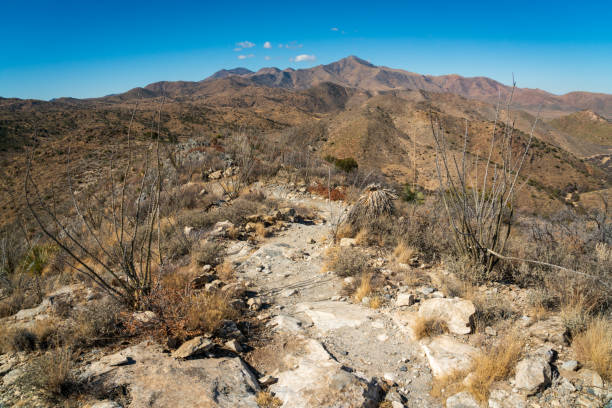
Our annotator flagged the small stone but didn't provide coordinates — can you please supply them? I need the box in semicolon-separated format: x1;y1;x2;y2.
578;369;603;388
225;339;243;353
281;289;297;297
202;264;212;273
418;286;435;295
485;326;497;336
172;336;213;359
399;366;408;372
377;333;388;342
361;296;371;305
90;401;123;408
340;238;357;247
331;295;341;301
132;311;158;325
430;291;445;298
258;375;278;386
560;360;579;371
344;277;356;285
204;280;224;292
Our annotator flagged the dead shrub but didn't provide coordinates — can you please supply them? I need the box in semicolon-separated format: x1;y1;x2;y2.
472;293;515;332
323;246;369;277
572;316;612;380
217;260;235;282
413;317;448;340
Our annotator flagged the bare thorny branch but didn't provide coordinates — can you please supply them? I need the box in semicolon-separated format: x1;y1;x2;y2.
24;96;168;308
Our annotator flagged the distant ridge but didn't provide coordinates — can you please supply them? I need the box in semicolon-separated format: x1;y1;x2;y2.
204;56;612;118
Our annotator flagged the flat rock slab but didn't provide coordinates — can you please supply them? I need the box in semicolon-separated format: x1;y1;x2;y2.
295;301;374;333
269;338;381;408
79;341;260;408
420;335;478;378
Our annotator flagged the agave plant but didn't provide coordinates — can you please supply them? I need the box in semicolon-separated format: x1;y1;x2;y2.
346;184;398;224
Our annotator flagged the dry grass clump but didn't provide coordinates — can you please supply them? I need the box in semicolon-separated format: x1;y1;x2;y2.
464;335;524;402
335;223;355;240
369;296;382;309
216;260;235;282
572;316;612;380
256;391;282;408
471;293;515;333
26;347;74;396
430;335;524;403
393;242;416;264
323;246;369;277
186;292;238;333
413;317;449;340
354;229;370;246
353;274;372;303
254;222;270;239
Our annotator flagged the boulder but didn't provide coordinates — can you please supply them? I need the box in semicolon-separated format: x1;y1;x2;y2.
295;301;374;333
446;391;479;408
172;336;214;359
80;341;260;408
514;357;551;394
269;339;382;407
578;369;603;388
528;316;568;345
132;311;159;326
560;360;579;372
395;293;416;307
420;335;478;378
419;298;475;335
268;314;303;333
209;220;234;238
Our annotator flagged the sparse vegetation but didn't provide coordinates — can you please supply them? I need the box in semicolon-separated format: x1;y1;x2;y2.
256;391;283;408
413;317;449;340
572;316;612;380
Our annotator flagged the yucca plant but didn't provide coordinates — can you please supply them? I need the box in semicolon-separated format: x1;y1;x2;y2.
346;184;398;225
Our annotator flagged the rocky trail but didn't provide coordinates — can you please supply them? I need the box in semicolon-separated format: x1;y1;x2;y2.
231;187;438;407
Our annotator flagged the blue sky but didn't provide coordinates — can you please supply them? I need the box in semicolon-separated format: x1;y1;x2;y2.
1;0;611;100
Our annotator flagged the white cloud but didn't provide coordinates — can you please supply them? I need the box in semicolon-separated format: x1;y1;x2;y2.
263;41;272;49
282;41;303;49
233;47;242;52
292;54;316;62
237;54;254;60
264;56;271;60
236;41;255;49
331;27;339;31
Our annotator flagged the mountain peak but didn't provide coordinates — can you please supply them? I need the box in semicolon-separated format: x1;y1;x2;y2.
207;68;253;80
338;55;376;67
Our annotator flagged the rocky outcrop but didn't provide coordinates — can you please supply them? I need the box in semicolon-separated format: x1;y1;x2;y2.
420;335;478;378
79;341;260;408
269;338;382;408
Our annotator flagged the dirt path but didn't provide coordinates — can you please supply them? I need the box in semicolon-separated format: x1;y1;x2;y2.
231;186;440;407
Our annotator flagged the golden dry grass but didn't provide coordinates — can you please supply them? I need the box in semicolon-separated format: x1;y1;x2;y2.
369;296;382;309
572;316;612;380
217;260;235;281
354;229;369;246
413;316;449;340
430;334;524;403
256;391;282;408
465;335;524;402
335;223;355;240
186;292;238;332
393;242;416;264
255;222;270;239
353;274;372;302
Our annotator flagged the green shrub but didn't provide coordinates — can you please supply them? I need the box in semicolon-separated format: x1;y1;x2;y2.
401;184;424;204
334;157;358;173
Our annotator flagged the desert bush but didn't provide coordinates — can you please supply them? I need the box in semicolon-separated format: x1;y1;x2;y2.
572;316;612;380
3;327;38;352
393;242;416;264
471;293;515;332
194;241;224;267
333;157;358;173
431;86;536;274
413;317;448;340
324;246;369;277
400;184;424;204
